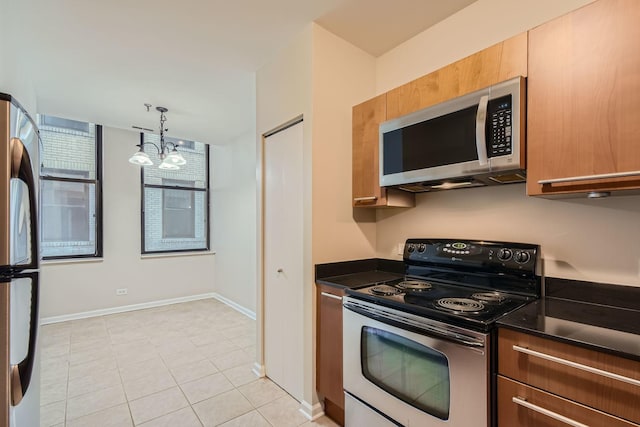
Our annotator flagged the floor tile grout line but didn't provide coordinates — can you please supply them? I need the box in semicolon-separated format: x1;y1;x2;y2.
41;300;334;427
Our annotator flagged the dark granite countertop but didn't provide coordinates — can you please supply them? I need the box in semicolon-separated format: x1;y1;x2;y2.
316;260;640;361
498;278;640;362
315;258;404;289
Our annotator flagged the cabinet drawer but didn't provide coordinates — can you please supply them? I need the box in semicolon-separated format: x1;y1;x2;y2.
498;376;638;427
498;329;640;424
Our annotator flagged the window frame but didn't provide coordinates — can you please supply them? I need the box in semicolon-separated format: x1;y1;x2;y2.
39;123;103;260
139;133;210;255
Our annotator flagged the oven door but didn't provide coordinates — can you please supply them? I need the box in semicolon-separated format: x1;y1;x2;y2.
343;297;490;427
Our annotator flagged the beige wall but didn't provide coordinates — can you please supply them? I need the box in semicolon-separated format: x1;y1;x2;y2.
40;127;216;318
255;23;383;415
376;185;640;286
256;24;315;411
311;25;377;264
373;0;640;287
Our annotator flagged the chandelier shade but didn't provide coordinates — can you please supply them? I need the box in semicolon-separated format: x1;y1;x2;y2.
128;148;154;166
129;106;186;169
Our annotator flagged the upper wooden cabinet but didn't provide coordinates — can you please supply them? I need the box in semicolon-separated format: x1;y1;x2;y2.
386;32;528;121
352;94;415;208
351;32;527;208
527;0;640;196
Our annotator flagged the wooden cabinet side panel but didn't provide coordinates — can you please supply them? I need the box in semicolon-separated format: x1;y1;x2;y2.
316;284;345;412
527;0;640;195
352;94;386;205
498;328;640;423
498;376;638;427
386;32;527;120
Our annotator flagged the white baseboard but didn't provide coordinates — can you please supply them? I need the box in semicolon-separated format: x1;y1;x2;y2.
211;293;256;320
41;293;218;325
299;400;324;421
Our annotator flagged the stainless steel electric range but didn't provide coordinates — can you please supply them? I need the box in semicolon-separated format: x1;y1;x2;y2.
342;238;541;427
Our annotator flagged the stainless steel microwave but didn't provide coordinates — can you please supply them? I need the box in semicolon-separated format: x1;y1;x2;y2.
379;76;526;192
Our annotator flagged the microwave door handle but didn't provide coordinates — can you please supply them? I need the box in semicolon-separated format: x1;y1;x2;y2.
475;95;489;165
10;137;38;269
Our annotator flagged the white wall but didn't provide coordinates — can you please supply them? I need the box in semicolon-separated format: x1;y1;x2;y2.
211;129;258;313
0;0;37;111
373;0;640;288
40;126;216;318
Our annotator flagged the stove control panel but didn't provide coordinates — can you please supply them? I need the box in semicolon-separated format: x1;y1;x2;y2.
404;238;539;273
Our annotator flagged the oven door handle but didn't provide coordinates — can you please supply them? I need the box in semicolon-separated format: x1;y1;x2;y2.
344;300;486;350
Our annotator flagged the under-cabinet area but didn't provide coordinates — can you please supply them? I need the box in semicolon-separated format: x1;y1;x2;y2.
497;328;640;426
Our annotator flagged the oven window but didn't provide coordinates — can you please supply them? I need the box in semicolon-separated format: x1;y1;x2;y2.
361;326;450;420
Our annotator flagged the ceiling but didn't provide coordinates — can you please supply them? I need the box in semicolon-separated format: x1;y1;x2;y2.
10;0;476;144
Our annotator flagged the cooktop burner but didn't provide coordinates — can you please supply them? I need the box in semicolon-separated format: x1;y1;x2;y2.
471;291;507;303
437;297;485;313
370;284;403;296
396;280;432;291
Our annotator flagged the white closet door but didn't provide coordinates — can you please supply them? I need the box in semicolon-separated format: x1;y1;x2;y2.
263;121;304;401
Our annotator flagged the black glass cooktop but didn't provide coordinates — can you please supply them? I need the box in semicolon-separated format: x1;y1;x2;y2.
346;278;533;331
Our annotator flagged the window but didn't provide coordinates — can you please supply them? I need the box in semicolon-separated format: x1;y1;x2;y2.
38;115;103;259
140;133;209;253
162;179;195;238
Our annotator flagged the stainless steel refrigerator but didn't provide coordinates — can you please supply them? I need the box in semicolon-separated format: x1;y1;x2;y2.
0;93;40;427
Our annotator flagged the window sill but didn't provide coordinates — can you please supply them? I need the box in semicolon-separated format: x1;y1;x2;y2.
41;257;104;266
140;250;216;260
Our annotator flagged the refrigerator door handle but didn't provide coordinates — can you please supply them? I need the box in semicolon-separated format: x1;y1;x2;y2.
10;273;39;406
10;137;38;269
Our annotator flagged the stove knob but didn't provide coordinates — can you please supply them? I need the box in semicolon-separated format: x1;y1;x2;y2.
497;248;512;261
417;243;427;253
407;244;416;253
515;251;531;264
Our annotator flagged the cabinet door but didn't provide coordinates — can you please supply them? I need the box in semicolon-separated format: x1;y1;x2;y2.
386;32;527;121
498;376;638;427
352;95;414;208
527;0;640;196
316;284;345;424
498;328;640;424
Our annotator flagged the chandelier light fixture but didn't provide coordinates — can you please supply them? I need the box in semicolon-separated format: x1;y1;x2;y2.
129;106;186;170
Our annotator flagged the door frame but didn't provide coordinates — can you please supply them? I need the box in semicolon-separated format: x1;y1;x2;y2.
255;115;304;382
255;115;323;419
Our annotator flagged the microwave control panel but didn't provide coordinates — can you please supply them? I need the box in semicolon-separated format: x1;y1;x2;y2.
488;95;512;157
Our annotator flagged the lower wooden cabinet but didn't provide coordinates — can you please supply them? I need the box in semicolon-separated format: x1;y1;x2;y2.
498;376;637;427
316;284;345;425
498;328;640;426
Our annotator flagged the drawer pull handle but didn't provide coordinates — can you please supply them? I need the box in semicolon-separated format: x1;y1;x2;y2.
513;345;640;387
538;170;640;185
320;292;342;301
353;196;378;202
512;396;589;427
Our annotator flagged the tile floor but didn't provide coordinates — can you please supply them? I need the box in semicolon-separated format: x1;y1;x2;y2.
40;298;339;427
